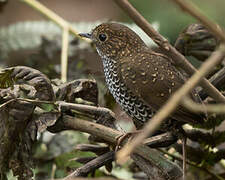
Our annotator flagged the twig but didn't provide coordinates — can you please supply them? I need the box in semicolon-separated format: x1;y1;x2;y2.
158;149;224;180
57;101;117;129
64;151;115;179
113;0;225;103
21;0;70;82
182;96;225;114
15;98;56;106
12;98;116;120
131;153;181;180
170;0;225;42
51;163;57;180
75;144;109;155
209;67;225;89
1;99;182;178
143;132;177;148
7;97;179;147
116;45;225;163
182;137;187;180
199;67;225;100
20;0;90;83
0;99;16;109
57;101;115;119
61;27;69;82
20;0;85;39
9;98;117;129
6;97;182;178
49;115;182;180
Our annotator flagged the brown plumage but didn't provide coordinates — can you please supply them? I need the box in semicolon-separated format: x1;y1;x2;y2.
79;23;204;128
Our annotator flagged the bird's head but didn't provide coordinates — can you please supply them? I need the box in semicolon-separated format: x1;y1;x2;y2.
79;23;147;60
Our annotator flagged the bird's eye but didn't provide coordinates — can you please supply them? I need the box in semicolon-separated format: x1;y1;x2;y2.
98;33;107;42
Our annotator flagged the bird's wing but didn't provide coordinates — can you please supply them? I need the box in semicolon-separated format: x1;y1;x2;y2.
117;51;204;124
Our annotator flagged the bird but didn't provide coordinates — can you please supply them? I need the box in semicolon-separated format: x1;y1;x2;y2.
79;22;204;130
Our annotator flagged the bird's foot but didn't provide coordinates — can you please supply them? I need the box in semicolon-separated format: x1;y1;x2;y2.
115;130;142;151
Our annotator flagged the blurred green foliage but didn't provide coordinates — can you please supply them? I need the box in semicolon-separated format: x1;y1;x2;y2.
124;0;225;44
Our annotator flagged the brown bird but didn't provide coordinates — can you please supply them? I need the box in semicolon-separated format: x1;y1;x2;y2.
79;23;204;129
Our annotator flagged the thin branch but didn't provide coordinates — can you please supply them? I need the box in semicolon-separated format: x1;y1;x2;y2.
0;99;16;109
182;96;225;114
20;0;90;83
64;151;115;179
113;0;225;103
209;67;225;89
13;98;116;121
51;163;57;180
75;144;109;155
199;67;225;100
11;98;117;129
182;137;187;180
49;115;182;180
13;98;178;146
116;45;225;163
2;97;182;178
61;27;69;82
20;0;88;40
15;98;56;106
143;132;177;147
57;101;115;119
59;101;118;129
170;0;225;42
158;149;224;180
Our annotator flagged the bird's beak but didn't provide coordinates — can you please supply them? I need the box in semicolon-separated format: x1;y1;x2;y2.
79;33;92;39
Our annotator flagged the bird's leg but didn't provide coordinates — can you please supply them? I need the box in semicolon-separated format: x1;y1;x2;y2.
115;130;142;151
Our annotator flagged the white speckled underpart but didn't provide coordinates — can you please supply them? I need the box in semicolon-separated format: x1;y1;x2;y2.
101;55;154;124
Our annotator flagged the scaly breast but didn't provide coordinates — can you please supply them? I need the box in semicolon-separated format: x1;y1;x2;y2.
101;57;154;126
